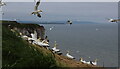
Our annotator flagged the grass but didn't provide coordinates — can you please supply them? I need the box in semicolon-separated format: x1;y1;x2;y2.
2;24;57;68
1;20;41;30
0;23;2;69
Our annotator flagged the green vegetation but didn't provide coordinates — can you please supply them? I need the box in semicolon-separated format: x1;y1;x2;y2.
1;20;41;30
2;24;57;68
0;23;2;68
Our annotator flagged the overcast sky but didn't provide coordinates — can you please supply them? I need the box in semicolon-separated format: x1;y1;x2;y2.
4;0;120;2
3;2;117;23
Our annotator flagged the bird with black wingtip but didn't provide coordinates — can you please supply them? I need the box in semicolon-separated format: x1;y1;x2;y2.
31;0;42;18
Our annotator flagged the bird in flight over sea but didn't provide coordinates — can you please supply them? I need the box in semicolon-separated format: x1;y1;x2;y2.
49;26;54;30
0;0;6;7
108;18;120;23
67;19;72;25
31;0;42;18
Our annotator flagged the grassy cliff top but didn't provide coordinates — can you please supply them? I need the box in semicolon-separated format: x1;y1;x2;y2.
1;20;44;30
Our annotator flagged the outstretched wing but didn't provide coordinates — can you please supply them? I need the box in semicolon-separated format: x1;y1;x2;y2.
34;0;40;11
37;12;41;18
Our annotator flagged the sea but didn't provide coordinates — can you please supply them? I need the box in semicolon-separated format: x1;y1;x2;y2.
1;2;118;67
43;23;118;67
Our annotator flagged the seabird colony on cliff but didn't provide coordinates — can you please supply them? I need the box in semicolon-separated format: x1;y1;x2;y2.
31;0;42;18
19;30;49;48
7;0;99;66
9;24;99;66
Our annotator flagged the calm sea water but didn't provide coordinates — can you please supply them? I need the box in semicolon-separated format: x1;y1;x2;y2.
2;2;118;67
43;23;118;67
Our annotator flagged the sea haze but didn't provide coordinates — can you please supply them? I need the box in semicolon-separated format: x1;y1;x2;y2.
2;2;118;67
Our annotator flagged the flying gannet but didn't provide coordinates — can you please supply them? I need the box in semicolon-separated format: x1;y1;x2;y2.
49;26;54;30
66;51;75;59
67;19;72;25
0;0;6;7
31;0;42;18
108;18;120;23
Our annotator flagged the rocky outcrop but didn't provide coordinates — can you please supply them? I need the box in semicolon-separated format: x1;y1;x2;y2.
2;21;45;39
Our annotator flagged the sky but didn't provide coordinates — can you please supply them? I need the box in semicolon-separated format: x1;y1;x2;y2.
3;0;120;2
2;2;118;23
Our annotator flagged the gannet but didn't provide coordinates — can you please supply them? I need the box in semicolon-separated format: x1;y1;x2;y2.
90;59;98;65
28;31;37;41
22;35;28;40
31;0;42;18
79;57;87;64
108;18;120;23
0;0;6;7
66;51;75;59
49;26;54;30
19;33;29;40
52;41;60;52
35;40;49;47
32;35;49;47
30;31;37;40
67;19;72;25
33;37;49;47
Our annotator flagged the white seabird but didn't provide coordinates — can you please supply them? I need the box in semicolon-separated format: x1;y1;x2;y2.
49;26;54;30
108;18;120;23
19;33;28;40
31;30;37;40
79;57;87;64
90;59;98;65
52;41;60;52
27;31;38;43
35;40;49;47
0;0;6;7
67;19;72;25
31;0;42;18
66;51;75;59
86;61;91;65
33;37;49;47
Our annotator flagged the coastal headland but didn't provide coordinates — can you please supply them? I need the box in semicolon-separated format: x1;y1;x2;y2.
1;20;107;69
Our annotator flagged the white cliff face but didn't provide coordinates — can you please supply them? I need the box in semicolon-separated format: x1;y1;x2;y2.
5;22;45;40
13;25;45;40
